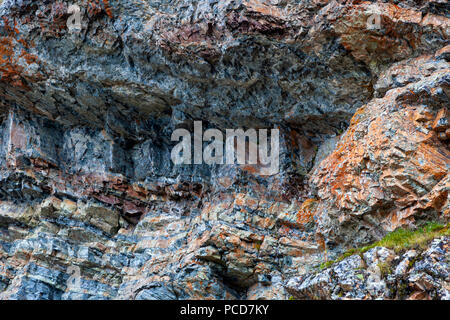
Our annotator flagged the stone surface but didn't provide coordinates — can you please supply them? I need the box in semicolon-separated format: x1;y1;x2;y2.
0;0;449;300
311;52;450;250
286;237;450;300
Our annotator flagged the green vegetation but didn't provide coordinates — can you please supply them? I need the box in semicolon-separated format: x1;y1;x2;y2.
319;222;449;270
377;262;392;277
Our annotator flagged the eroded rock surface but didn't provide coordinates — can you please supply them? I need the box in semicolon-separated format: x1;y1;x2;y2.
0;0;449;300
286;237;450;300
311;51;450;251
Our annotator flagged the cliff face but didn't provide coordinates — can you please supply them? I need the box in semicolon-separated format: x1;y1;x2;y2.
0;0;448;300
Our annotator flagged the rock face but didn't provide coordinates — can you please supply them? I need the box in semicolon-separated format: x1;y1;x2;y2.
312;52;450;250
0;0;448;300
286;237;450;300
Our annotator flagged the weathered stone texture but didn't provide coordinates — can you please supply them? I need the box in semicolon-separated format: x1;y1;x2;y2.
286;237;450;300
0;0;448;300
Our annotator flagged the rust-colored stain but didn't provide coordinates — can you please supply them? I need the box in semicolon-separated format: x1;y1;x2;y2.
88;0;114;19
0;36;22;87
296;199;317;225
102;0;114;19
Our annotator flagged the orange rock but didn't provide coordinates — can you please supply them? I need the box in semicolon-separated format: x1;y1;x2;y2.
432;108;449;132
311;51;450;246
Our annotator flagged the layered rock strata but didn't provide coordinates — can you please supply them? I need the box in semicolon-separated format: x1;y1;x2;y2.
0;0;448;299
